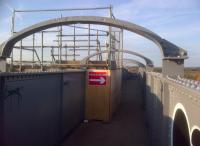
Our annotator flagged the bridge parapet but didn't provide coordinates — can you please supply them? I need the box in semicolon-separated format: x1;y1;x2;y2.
146;71;200;92
145;71;200;146
167;76;200;91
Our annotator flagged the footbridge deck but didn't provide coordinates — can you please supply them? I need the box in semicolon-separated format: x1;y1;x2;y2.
60;73;149;146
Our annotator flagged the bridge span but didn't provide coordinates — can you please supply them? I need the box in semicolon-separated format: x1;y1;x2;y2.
0;8;199;146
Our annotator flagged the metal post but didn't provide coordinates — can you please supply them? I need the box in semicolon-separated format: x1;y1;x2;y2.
96;30;99;60
41;31;43;71
11;10;15;34
10;10;15;71
57;27;60;62
20;40;22;72
121;29;124;67
118;31;121;68
113;31;116;60
88;24;90;56
73;24;76;61
51;47;56;63
51;47;54;63
10;50;13;71
108;5;113;68
32;34;35;68
60;25;62;63
65;47;67;61
15;7;111;13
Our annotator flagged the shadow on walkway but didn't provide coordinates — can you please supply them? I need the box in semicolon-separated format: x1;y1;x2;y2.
60;75;149;146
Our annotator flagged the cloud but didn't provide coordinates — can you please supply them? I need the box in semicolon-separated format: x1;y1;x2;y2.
0;1;25;42
0;31;9;43
114;0;200;22
4;3;23;21
112;0;200;67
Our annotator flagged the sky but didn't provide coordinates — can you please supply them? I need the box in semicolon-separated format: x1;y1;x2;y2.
0;0;200;67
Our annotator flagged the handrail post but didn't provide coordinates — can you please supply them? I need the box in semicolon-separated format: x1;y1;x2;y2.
41;31;44;71
32;34;35;68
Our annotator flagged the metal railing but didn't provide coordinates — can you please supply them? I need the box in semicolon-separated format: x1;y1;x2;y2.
8;6;124;72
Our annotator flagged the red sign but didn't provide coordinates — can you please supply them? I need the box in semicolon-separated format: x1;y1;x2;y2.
88;71;107;85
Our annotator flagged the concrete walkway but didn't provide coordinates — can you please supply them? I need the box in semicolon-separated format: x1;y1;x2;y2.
60;75;149;146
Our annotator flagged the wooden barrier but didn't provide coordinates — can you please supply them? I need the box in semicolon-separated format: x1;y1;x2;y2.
85;69;122;122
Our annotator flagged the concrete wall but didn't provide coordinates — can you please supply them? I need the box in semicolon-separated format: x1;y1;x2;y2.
1;70;199;146
145;72;200;146
0;71;85;146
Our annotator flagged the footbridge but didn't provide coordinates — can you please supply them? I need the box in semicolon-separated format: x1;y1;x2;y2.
0;8;199;146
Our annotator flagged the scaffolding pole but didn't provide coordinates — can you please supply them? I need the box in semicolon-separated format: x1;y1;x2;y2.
11;6;115;70
65;47;67;61
41;31;44;70
32;34;35;68
121;29;124;67
51;47;55;63
108;5;113;68
73;24;76;61
11;10;15;34
15;6;111;13
118;31;121;68
20;40;23;72
59;25;63;63
10;9;15;71
14;45;107;48
88;24;90;56
96;30;99;60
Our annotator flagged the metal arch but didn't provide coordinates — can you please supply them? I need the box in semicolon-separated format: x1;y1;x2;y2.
123;59;146;68
80;49;154;67
0;16;187;59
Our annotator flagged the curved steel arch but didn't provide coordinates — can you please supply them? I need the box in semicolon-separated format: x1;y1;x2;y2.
80;49;154;67
0;16;187;59
123;59;146;68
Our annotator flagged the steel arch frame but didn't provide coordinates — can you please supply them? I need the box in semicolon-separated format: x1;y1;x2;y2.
123;59;146;68
0;16;187;59
80;49;153;67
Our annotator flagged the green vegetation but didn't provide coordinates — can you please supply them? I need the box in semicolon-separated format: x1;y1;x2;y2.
154;67;200;80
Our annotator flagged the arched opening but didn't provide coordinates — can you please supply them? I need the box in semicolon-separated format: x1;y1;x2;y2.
173;109;190;146
191;128;200;146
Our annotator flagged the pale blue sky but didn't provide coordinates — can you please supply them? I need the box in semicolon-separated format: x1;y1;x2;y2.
0;0;200;67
